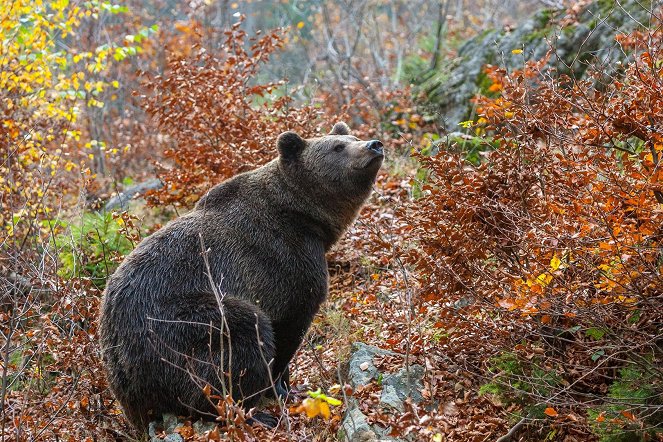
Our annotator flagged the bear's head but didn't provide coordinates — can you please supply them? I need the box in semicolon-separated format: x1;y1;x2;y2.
276;122;384;202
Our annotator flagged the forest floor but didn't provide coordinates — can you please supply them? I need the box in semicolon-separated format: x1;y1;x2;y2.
5;153;605;442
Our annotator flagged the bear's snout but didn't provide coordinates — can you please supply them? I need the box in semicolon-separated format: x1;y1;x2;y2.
366;140;384;154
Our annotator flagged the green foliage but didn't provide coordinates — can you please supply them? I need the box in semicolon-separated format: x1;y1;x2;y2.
589;366;663;442
449;133;499;165
54;212;137;287
7;344;57;395
479;351;562;407
401;33;439;84
411;130;498;198
411;164;432;199
585;327;607;340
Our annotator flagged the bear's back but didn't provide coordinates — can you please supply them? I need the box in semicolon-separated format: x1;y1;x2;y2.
102;169;328;328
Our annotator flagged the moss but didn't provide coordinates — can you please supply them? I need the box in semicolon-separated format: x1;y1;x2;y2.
535;8;555;27
446;133;500;166
597;0;615;15
523;7;566;43
562;23;577;36
595;0;653;20
523;27;553;43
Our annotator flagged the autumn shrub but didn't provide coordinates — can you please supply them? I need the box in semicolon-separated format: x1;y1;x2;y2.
405;22;662;440
1;2;156;439
141;18;351;208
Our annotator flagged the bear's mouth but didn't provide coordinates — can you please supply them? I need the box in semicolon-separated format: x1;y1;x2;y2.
354;153;384;170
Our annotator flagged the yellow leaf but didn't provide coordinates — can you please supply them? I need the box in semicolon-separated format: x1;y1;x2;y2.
302;398;320;418
536;273;552;286
550;255;561;271
319;401;330;419
324;396;342;406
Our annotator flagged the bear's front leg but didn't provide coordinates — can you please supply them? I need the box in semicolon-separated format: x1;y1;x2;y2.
270;320;306;397
265;364;290;400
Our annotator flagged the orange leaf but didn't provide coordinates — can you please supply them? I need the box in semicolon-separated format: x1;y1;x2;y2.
621;410;636;421
175;422;194;438
319;401;331;419
544;407;558;417
302;398;320;418
208;426;221;441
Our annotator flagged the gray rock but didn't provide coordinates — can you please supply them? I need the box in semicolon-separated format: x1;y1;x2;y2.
193;419;217;434
343;343;423;441
379;365;425;412
162;413;179;433
159;435;184;442
148;420;161;438
149;414;210;442
347;343;396;388
341;403;377;442
148;413;179;439
421;0;652;129
379;385;404;412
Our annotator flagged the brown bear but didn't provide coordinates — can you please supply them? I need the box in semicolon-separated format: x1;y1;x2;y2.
98;122;384;431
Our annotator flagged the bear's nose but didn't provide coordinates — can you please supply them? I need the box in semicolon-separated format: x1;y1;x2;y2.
366;140;384;154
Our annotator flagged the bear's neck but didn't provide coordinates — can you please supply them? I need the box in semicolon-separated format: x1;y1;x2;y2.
261;160;368;250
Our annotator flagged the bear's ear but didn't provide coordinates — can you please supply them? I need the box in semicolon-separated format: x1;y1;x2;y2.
277;131;306;160
329;122;350;136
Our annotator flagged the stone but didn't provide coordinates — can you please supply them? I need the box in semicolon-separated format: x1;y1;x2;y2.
341;402;377;442
162;414;179;433
104;178;163;211
192;419;217;434
347;343;396;388
379;365;425;412
420;0;652;129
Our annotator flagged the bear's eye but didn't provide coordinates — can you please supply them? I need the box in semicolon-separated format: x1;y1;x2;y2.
333;143;345;152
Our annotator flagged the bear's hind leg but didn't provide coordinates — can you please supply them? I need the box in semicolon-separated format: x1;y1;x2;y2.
151;295;277;426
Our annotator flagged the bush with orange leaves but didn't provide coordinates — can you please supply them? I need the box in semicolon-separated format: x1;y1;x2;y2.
405;26;662;440
141;18;348;208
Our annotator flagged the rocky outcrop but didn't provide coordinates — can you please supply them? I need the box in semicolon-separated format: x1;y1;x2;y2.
341;343;426;442
421;0;652;129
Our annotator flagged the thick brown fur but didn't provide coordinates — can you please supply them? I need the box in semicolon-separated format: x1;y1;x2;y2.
99;122;384;431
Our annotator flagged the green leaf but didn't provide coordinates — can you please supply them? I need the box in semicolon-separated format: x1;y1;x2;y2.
566;325;582;334
585;327;606;340
307;388;342;406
